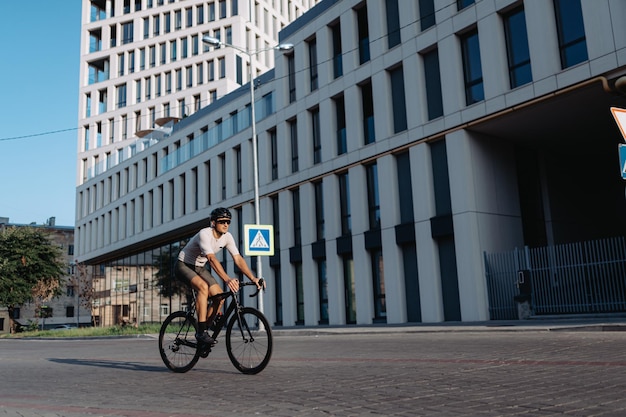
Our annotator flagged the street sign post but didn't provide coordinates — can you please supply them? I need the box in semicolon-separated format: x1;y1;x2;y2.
619;143;626;180
244;224;274;256
611;107;626;181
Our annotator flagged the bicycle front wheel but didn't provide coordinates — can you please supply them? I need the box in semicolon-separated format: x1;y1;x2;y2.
225;307;273;374
158;311;200;373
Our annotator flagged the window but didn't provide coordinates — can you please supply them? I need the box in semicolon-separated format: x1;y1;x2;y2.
165;12;171;33
419;0;435;31
165;71;171;93
196;62;203;84
317;259;328;324
292;187;301;245
90;29;102;52
135;80;141;103
219;153;226;199
139;48;145;70
170;40;177;62
208;2;215;21
122;21;133;44
129;50;135;73
554;0;588;69
423;48;443;120
339;173;351;235
117;54;126;77
88;58;109;84
289;119;298;173
371;249;386;321
356;3;370;64
110;24;117;47
385;0;400;48
235;146;242;194
270;129;278;180
116;83;127;108
219;57;225;78
192;35;199;56
66;306;75;318
175;10;182;30
154;14;160;36
182;37;188;59
149;45;156;67
85;93;91;118
155;74;162;97
295;263;304;325
208;59;215;81
334;95;347;155
396;152;414;223
287;54;296;103
308;38;318;91
389;65;407;133
186;7;192;27
159;43;166;65
186;66;192;87
356;4;370;64
360;80;375;144
314;180;325;240
366;163;380;229
311;108;321;164
145;76;151;99
197;4;204;24
343;257;356;324
330;22;343;78
460;28;484;105
457;0;475;10
504;7;532;88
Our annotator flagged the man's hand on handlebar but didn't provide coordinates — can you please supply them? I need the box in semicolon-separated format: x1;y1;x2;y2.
253;277;266;290
227;278;240;293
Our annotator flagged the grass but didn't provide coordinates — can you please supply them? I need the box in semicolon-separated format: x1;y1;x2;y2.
1;323;163;339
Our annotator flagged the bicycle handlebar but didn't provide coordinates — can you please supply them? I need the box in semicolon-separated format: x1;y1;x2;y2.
246;278;264;298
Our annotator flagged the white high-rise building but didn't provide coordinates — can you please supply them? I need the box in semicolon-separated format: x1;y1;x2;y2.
77;0;318;186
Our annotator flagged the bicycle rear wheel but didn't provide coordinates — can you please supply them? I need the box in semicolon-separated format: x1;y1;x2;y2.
158;311;201;373
225;307;273;374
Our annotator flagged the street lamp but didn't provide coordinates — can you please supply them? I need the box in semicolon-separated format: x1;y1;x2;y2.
202;36;293;314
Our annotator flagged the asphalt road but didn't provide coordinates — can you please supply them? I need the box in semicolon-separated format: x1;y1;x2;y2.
1;328;626;416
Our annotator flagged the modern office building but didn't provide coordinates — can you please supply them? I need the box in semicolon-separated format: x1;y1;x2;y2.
76;0;626;327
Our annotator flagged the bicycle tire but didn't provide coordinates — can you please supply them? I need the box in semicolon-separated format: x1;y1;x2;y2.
225;307;273;374
158;311;201;373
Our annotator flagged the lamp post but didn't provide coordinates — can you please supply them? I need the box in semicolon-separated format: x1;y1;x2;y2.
202;36;293;314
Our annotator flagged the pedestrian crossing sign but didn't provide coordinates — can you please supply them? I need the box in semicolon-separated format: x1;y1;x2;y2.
244;224;274;256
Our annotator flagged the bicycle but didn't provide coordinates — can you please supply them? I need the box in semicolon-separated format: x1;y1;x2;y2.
158;279;272;374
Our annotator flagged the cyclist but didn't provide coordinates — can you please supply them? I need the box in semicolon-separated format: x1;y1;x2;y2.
175;207;264;345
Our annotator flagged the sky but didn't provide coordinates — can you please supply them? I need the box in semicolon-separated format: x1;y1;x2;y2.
0;2;81;227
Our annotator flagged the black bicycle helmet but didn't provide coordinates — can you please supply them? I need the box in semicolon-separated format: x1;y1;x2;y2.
210;207;232;222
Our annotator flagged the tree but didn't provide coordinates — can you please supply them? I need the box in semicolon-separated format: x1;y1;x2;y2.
0;226;66;332
67;262;95;326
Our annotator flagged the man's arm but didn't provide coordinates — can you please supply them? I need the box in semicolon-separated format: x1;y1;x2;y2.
206;253;239;292
233;254;264;289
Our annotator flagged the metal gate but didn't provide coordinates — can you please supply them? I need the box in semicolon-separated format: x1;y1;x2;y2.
484;236;626;320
